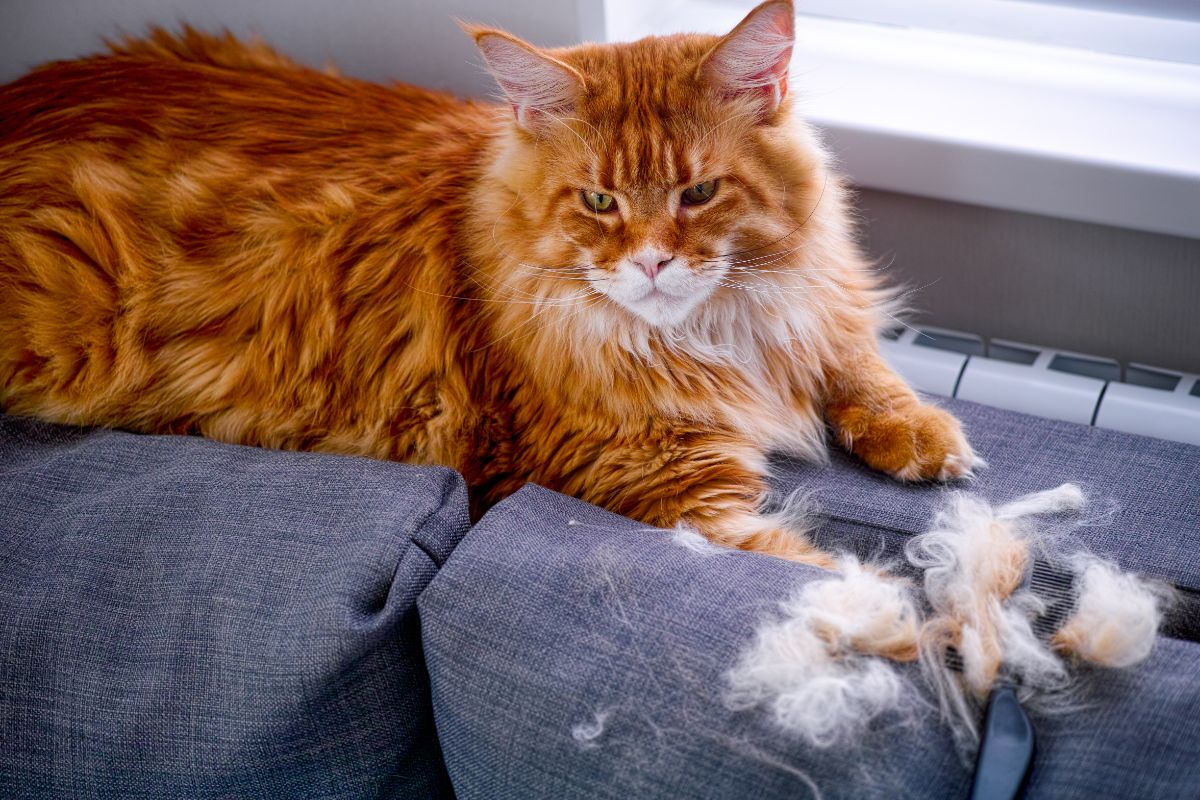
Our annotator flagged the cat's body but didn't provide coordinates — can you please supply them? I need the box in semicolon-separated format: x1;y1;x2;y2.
0;31;496;486
0;3;977;567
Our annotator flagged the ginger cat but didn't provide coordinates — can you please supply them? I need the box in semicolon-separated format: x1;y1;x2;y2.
0;1;979;566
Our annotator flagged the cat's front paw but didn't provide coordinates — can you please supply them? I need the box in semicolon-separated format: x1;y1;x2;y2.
830;401;983;482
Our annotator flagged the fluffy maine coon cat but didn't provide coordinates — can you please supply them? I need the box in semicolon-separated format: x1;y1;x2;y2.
0;1;978;568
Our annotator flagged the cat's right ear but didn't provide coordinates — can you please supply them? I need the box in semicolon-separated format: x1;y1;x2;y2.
697;0;795;120
464;24;585;131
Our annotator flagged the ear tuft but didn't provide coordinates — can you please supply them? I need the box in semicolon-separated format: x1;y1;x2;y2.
699;0;795;117
467;26;585;129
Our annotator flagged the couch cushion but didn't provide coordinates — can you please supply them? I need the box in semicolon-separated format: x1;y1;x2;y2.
419;483;1200;800
0;415;469;799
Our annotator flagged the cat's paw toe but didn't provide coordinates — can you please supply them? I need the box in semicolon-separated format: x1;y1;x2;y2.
834;402;982;482
891;404;983;482
936;448;987;482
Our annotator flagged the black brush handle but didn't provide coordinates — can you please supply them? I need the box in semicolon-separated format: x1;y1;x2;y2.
968;686;1036;800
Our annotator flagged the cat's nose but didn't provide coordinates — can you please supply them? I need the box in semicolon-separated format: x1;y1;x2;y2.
631;249;675;279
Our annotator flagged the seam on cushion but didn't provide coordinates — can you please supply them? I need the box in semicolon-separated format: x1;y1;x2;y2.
385;536;429;608
389;474;450;587
421;484;549;576
434;471;471;564
409;533;441;568
407;472;473;569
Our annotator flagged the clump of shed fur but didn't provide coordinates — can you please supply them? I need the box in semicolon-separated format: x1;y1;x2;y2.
724;555;919;746
1054;555;1170;668
907;484;1169;749
727;483;1171;754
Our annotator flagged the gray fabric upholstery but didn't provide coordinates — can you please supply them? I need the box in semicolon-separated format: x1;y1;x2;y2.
4;394;1197;799
0;415;467;799
420;484;1200;800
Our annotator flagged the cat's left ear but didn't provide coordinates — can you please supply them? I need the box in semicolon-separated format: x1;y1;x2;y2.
465;25;586;130
697;0;795;120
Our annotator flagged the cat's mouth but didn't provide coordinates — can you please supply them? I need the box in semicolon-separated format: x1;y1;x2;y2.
612;281;714;328
587;259;721;328
630;282;692;308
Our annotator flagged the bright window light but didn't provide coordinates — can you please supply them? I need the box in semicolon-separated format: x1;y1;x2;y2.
789;0;1200;64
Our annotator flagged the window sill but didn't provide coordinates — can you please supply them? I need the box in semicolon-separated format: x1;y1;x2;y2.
605;1;1200;240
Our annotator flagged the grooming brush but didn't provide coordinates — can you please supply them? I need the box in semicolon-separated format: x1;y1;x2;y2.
967;559;1076;800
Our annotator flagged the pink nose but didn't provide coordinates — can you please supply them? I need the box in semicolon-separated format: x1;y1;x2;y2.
631;249;675;279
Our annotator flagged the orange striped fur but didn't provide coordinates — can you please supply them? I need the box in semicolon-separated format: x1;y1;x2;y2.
0;2;976;565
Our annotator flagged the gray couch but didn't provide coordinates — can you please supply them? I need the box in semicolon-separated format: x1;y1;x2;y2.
2;399;1198;798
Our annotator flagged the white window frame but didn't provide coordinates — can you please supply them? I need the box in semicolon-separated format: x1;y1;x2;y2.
600;0;1200;240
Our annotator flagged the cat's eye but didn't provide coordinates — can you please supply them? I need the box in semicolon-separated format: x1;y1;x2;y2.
582;190;616;213
681;180;718;206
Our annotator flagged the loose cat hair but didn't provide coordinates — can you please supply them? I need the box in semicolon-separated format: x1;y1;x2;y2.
0;1;978;567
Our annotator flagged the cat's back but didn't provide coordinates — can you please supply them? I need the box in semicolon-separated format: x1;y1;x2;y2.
0;27;482;155
0;29;494;455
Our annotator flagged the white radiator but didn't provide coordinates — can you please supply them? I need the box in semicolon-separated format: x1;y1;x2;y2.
880;326;1200;447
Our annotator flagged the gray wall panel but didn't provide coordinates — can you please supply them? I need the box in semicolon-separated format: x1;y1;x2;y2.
0;0;594;94
856;188;1200;374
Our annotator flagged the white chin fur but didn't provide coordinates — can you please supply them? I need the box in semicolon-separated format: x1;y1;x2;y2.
597;261;720;327
622;291;708;327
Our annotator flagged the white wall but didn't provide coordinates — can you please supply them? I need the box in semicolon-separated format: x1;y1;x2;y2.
0;0;604;95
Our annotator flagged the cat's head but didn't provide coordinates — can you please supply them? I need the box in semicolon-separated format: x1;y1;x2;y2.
469;0;831;339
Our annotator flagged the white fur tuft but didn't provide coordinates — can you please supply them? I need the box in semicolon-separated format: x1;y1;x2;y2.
725;556;915;746
996;483;1086;520
1054;556;1170;668
571;709;610;749
798;557;920;660
907;488;1073;746
671;524;728;555
724;484;1168;755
